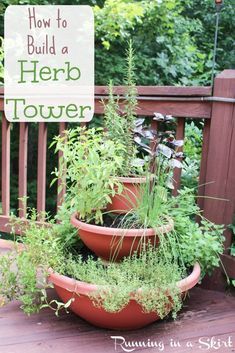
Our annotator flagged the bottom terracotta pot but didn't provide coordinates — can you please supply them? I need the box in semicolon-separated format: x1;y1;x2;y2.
49;263;201;330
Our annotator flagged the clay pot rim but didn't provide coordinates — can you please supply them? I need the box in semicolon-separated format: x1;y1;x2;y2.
71;212;174;237
0;240;200;299
115;176;147;184
48;263;201;296
0;239;25;251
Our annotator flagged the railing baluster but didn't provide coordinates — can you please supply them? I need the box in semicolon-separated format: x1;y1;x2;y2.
198;119;211;211
150;120;158;152
37;123;47;219
18;122;28;218
149;119;158;173
172;117;185;196
57;122;67;212
0;84;214;233
1;112;10;215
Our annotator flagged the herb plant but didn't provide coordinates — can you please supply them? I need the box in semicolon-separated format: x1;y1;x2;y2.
0;212;63;314
0;213;183;319
104;41;139;176
181;121;203;190
63;246;183;318
117;171;224;277
51;127;124;224
166;188;225;277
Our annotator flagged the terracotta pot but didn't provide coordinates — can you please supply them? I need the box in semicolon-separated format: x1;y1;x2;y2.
0;239;25;252
49;263;201;330
71;213;174;261
107;176;146;214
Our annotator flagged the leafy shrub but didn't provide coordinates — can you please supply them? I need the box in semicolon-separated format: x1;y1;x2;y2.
0;214;62;314
51;127;124;223
166;188;224;277
181;121;203;190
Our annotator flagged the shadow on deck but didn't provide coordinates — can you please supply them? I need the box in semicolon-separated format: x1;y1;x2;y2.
0;287;234;353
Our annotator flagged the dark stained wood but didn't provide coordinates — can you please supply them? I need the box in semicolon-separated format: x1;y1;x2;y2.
18;123;28;218
0;215;50;235
198;119;211;211
0;89;212;118
95;86;212;97
0;97;3;111
150;119;158;152
57;122;67;212
203;70;235;249
221;254;235;279
1;113;10;216
95;99;212;118
172;118;185;196
37;123;47;219
0;287;234;353
202;70;235;290
0;86;3;111
0;86;212;97
0;215;11;233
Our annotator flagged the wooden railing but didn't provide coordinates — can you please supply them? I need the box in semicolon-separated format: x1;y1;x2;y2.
0;70;235;289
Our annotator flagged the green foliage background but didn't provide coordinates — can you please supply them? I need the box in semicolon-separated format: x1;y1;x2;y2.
1;0;235;85
0;0;234;214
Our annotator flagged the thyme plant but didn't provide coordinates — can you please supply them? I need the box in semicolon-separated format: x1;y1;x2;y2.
63;246;183;319
0;213;183;319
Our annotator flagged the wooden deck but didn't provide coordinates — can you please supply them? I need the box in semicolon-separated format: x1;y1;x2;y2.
0;287;234;353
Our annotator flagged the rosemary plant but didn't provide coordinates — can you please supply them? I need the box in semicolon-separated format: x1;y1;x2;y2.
104;41;139;176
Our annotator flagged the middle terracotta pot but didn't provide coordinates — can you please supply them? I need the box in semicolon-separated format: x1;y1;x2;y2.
71;213;174;261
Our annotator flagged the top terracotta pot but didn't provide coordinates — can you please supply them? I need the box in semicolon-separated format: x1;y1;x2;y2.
107;176;147;214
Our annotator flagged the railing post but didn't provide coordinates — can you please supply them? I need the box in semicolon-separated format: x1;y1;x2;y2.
201;70;235;290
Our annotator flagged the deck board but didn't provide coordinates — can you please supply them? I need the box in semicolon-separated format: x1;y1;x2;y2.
0;287;234;353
